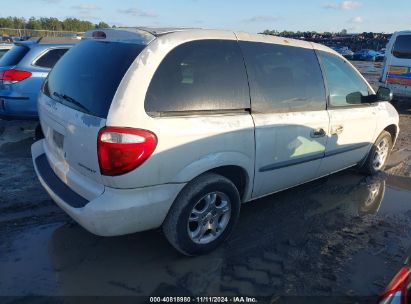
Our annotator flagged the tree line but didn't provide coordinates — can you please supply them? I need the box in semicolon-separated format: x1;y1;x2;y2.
0;16;111;33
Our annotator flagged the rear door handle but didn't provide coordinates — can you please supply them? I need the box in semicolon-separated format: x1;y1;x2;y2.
310;128;326;138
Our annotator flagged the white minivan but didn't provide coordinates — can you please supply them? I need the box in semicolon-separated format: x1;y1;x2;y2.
380;31;411;98
32;28;399;255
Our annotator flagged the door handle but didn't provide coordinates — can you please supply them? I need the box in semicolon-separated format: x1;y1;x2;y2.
331;125;344;135
310;128;326;138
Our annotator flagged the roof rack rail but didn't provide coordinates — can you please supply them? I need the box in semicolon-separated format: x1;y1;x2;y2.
132;27;202;37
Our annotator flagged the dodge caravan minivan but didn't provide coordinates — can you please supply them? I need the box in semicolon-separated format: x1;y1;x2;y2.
380;31;411;99
32;28;399;255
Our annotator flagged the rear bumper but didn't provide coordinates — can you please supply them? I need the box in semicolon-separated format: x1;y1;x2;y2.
31;140;185;236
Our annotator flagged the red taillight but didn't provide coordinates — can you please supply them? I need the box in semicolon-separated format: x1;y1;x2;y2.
97;127;157;176
0;69;32;84
92;31;106;39
379;267;410;304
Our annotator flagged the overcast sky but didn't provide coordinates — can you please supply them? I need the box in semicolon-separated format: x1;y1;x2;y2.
0;0;409;33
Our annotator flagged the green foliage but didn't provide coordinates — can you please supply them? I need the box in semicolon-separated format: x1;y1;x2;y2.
0;16;111;32
96;22;110;29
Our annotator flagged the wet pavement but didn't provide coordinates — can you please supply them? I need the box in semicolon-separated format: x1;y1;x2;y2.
0;62;411;302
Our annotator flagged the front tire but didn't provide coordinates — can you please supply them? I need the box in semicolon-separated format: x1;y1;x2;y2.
360;131;393;175
162;173;241;256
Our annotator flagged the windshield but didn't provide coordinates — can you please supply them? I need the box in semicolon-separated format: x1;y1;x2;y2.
44;40;146;118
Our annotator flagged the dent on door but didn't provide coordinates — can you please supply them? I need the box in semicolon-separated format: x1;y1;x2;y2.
252;111;329;198
318;108;377;176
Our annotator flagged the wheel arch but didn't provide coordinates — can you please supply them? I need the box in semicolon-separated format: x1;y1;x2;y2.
172;152;254;202
204;165;250;202
384;124;398;143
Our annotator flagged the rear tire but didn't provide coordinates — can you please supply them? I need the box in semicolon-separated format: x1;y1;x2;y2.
163;173;241;256
359;131;392;175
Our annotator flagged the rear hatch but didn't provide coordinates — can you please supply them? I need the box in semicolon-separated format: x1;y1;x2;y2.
38;39;146;198
384;34;411;87
0;44;30;87
0;44;30;69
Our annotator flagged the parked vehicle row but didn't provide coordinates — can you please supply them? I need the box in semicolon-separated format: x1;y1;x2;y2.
28;27;399;256
332;46;386;62
376;48;386;62
353;49;380;61
332;46;354;60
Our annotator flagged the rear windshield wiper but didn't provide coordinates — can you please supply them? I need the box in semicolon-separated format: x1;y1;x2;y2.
53;92;90;114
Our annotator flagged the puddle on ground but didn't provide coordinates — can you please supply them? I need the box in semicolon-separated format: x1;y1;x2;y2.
0;223;62;296
0;120;37;157
378;186;411;215
0;120;36;146
1;169;411;299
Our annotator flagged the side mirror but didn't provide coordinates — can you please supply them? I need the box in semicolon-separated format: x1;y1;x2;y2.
376;87;393;102
346;91;363;104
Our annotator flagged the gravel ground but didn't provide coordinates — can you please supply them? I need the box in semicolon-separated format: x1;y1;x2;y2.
0;62;410;303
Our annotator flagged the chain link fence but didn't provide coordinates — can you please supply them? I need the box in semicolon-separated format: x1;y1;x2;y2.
0;28;83;38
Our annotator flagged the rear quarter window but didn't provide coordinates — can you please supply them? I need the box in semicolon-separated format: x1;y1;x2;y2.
393;35;411;59
145;39;250;114
44;40;145;118
34;48;69;68
0;45;29;66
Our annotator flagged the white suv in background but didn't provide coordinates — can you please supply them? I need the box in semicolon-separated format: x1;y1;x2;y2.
380;31;411;99
32;28;399;255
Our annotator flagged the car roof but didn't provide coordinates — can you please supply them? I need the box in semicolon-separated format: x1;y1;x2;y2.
84;27;340;56
83;27;200;44
394;30;411;35
85;26;200;38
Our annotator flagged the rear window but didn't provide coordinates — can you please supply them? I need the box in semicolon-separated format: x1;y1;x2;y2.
393;35;411;59
34;48;69;68
44;40;145;118
0;45;29;66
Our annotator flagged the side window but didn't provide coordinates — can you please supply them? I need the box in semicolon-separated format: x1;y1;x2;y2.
318;51;370;107
392;35;411;59
239;41;326;113
34;48;69;69
145;40;249;114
